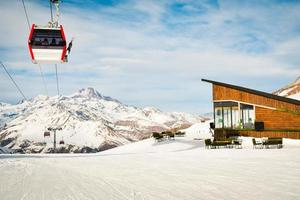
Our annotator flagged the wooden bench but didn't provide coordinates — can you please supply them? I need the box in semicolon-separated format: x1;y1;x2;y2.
175;131;186;137
263;137;283;149
205;138;242;149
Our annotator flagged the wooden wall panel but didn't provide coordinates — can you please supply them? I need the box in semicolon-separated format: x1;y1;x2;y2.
255;107;300;130
238;131;300;140
213;85;300;112
214;129;300;139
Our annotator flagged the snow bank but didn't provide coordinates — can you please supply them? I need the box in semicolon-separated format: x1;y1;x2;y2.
181;120;213;139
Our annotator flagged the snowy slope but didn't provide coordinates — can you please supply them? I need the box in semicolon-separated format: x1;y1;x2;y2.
180;120;213;139
0;130;300;200
0;88;203;153
0;146;12;154
274;76;300;100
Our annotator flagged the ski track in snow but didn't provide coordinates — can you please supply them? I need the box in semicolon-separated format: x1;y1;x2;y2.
1;133;300;200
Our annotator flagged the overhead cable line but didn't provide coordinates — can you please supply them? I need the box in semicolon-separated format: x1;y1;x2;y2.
38;64;49;95
0;61;28;101
50;0;54;22
21;0;30;30
1;61;50;133
50;0;61;98
21;0;49;96
55;64;60;96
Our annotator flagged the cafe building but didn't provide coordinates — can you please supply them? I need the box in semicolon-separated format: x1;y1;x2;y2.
202;79;300;139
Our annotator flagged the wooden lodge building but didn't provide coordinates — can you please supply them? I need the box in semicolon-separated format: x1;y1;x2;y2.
202;79;300;139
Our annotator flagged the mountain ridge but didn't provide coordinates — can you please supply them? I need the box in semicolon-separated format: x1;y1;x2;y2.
273;76;300;100
0;88;204;153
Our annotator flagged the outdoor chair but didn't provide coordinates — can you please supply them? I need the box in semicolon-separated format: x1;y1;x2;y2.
165;131;175;140
233;139;242;149
205;139;212;149
175;131;186;137
152;132;164;141
252;138;263;149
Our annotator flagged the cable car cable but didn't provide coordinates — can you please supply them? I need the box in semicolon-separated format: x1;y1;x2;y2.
1;61;52;138
20;1;66;143
38;64;49;96
0;61;28;101
21;0;30;30
21;0;49;96
50;1;61;98
50;0;54;23
20;1;55;133
55;64;60;96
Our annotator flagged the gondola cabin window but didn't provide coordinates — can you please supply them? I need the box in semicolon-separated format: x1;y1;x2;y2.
28;25;67;64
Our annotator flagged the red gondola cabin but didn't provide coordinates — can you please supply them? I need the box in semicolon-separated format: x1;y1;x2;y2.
28;24;67;64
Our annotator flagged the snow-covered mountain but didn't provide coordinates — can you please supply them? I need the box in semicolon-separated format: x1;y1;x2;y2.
273;76;300;100
0;88;203;153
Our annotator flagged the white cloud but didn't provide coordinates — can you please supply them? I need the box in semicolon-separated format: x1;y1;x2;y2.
0;0;299;114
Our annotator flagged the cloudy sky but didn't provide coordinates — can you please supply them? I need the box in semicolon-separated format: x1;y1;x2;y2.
0;0;300;114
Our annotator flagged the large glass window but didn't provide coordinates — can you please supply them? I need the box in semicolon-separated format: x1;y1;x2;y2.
232;106;240;128
214;101;255;129
223;107;231;128
215;107;223;128
241;104;254;129
214;101;238;129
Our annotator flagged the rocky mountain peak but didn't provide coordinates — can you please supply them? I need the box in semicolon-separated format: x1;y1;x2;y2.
273;76;300;100
77;88;102;98
73;88;120;103
293;76;300;84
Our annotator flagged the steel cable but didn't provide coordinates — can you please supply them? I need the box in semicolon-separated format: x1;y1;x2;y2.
21;0;49;96
0;61;27;101
21;0;30;30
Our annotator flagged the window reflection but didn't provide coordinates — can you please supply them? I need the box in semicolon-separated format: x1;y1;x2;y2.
215;107;223;128
241;104;254;129
223;107;231;128
232;106;239;128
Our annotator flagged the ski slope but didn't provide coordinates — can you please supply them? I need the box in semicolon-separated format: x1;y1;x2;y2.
1;122;300;200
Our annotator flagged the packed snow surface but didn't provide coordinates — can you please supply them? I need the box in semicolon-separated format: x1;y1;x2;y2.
1;122;300;200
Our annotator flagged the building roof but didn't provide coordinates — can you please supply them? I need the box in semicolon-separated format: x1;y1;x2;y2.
202;79;300;106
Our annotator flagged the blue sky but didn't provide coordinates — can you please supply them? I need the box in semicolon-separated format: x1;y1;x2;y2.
0;0;300;114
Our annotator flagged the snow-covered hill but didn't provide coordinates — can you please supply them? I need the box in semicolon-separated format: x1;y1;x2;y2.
0;88;203;153
274;76;300;100
1;126;300;199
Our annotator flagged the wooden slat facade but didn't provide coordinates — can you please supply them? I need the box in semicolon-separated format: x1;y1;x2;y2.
256;107;300;130
238;130;300;140
204;81;300;139
214;129;300;140
213;85;300;112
